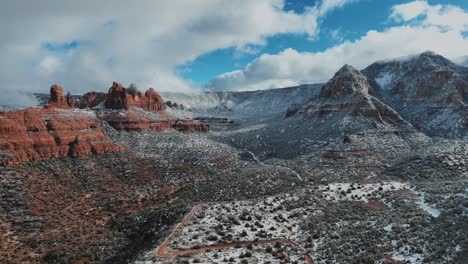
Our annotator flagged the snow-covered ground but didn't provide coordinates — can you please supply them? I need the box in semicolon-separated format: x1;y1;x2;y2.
415;193;441;218
319;181;409;202
171;196;310;249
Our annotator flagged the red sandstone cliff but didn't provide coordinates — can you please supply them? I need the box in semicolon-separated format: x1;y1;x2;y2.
46;85;73;108
103;82;166;111
99;110;209;133
0;108;124;166
85;82;208;133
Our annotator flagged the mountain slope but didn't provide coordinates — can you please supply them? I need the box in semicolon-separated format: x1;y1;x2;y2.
218;65;419;159
160;84;321;118
363;51;468;139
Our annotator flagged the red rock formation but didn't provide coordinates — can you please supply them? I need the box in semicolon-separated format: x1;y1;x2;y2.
77;91;107;108
66;92;75;108
0;81;208;166
47;85;71;108
100;110;209;133
173;120;210;133
140;88;165;111
104;82;128;110
101;110;172;132
103;82;166;112
0;108;124;166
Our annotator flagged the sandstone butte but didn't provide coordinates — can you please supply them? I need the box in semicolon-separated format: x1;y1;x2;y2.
0;82;209;166
95;82;209;133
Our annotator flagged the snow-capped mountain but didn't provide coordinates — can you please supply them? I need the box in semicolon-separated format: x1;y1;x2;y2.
363;51;468;139
293;64;409;130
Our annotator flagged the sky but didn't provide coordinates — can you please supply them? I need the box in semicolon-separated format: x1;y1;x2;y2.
0;0;467;106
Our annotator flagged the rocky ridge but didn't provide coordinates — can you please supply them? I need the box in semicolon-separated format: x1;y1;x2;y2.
363;51;468;139
302;64;407;125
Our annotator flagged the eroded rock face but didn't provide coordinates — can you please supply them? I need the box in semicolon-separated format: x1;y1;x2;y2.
100;110;209;133
105;82;128;110
77;92;107;108
47;85;71;108
362;51;468;138
0;108;124;166
173;120;210;133
95;82;209;133
319;65;370;98
103;82;166;112
100;110;174;132
128;88;166;112
66;92;75;108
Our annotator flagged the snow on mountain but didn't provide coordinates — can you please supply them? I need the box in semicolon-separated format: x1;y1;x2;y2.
363;51;468;139
160;84;321;119
375;72;394;90
214;64;420;160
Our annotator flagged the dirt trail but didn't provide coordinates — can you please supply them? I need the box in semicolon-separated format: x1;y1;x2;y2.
155;204;314;263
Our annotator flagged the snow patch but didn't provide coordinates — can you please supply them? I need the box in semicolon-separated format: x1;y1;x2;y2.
375;72;394;89
416;194;441;217
320;181;409;202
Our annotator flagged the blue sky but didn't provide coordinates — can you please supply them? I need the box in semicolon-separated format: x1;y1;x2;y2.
179;0;468;87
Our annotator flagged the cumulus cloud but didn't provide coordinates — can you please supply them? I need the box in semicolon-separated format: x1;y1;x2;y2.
391;0;468;31
0;0;330;106
206;1;468;91
390;0;430;21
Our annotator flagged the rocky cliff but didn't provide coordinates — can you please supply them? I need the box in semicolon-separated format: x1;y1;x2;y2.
103;82;166;111
46;85;73;109
295;64;407;127
0;108;124;166
363;51;468;139
77;91;107;108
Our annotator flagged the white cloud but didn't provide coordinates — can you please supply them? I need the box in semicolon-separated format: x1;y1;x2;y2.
319;0;356;15
391;0;468;31
38;56;62;75
0;0;334;106
207;1;468;91
390;0;429;21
